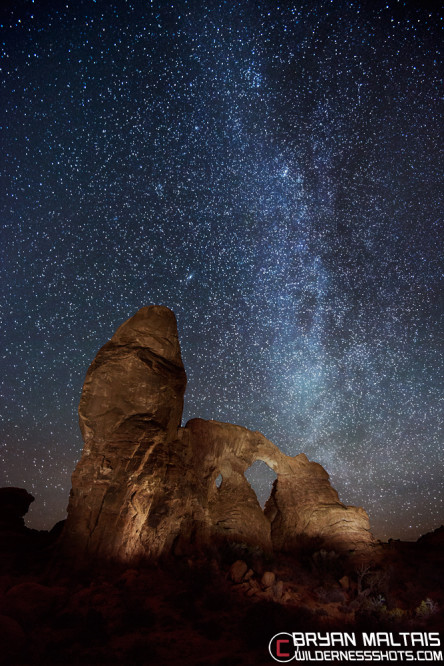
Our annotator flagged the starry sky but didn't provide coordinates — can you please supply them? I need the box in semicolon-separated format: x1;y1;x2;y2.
1;0;442;541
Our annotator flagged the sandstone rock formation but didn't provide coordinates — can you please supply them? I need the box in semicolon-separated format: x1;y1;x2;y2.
61;305;374;564
181;418;373;555
61;306;187;562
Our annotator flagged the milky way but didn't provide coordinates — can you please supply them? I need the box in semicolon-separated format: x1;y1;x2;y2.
1;0;442;540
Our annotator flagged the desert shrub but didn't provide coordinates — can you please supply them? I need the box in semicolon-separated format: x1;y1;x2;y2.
416;598;439;618
386;607;407;622
355;564;388;599
311;549;343;581
216;541;270;570
291;535;325;570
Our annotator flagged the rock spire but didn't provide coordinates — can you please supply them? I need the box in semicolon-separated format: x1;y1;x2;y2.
62;306;374;563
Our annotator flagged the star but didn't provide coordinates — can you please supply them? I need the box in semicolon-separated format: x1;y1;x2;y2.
0;0;441;541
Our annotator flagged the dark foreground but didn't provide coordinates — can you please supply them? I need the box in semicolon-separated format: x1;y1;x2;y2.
0;518;443;665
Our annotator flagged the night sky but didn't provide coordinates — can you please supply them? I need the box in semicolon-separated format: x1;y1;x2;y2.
1;0;442;541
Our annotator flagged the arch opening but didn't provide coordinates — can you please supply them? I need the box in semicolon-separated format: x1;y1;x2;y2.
215;473;223;488
244;460;277;509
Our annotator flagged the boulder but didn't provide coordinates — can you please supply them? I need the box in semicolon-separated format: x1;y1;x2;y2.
229;560;248;584
339;575;350;590
261;571;275;589
273;580;284;601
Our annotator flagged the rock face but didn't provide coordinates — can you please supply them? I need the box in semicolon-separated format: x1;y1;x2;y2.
62;305;374;564
62;306;187;562
181;418;374;556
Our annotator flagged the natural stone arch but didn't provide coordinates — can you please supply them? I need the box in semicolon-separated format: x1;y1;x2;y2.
61;306;375;565
184;418;374;556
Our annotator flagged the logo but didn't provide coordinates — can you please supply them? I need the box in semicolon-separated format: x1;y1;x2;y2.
269;633;297;662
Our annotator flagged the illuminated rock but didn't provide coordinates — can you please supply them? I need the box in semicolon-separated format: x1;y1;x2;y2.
182;418;374;555
62;306;374;564
62;305;188;562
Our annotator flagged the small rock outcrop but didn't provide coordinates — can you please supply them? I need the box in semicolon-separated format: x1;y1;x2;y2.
61;306;374;564
0;488;34;531
0;487;58;573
